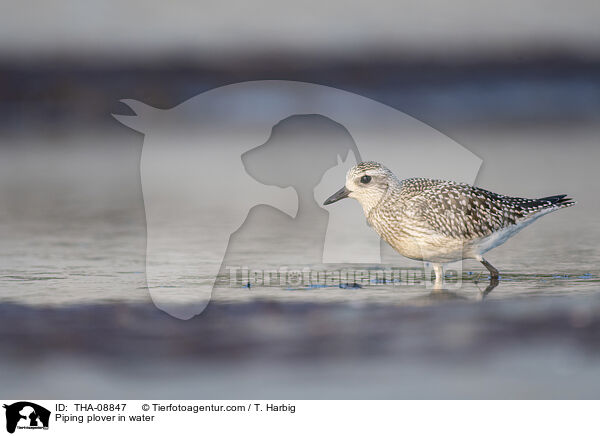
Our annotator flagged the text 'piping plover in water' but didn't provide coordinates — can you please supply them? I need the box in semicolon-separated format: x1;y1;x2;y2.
324;161;575;289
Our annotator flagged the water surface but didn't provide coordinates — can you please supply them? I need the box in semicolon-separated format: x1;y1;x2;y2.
1;126;599;398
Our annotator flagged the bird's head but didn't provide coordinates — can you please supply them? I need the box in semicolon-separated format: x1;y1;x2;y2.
323;161;396;215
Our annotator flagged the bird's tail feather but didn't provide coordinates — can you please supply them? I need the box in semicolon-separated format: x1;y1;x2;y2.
535;194;576;209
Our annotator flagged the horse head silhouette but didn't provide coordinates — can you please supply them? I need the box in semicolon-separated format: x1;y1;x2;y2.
114;80;481;319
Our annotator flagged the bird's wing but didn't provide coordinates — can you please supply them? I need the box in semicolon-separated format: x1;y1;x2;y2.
410;183;537;239
399;178;449;195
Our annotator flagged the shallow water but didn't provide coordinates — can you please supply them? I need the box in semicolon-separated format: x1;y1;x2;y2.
1;296;599;398
1;126;599;398
1;210;598;307
1;216;598;307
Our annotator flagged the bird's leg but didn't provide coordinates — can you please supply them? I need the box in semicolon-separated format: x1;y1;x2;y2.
480;258;499;280
481;280;499;298
479;257;499;298
432;263;444;290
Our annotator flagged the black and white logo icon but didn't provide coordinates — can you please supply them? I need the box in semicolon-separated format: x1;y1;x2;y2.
3;402;50;434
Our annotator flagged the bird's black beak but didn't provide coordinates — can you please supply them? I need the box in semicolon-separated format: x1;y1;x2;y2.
323;186;351;205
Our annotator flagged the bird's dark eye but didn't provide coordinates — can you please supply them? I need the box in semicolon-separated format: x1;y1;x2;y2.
360;175;372;184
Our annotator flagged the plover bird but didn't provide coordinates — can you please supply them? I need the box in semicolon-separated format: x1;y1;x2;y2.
324;161;575;287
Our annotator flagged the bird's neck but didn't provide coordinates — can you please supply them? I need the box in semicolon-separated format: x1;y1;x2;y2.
360;196;382;218
363;182;400;219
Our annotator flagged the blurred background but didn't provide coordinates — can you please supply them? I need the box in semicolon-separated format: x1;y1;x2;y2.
1;0;599;398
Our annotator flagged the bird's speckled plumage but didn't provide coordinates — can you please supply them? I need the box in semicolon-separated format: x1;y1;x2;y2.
325;161;575;284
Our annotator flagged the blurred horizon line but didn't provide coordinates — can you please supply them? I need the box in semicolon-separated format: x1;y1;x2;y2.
1;51;599;137
2;46;600;68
